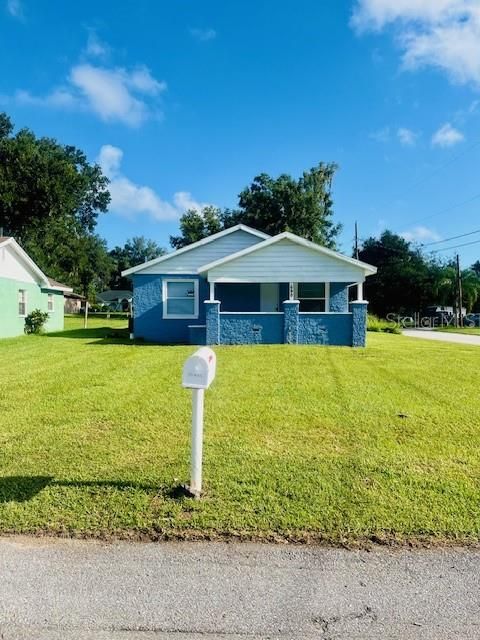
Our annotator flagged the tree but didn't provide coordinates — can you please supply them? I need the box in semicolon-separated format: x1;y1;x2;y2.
109;236;166;290
0;113;110;239
0;112;111;297
223;163;340;247
170;163;341;249
358;231;435;317
170;206;222;249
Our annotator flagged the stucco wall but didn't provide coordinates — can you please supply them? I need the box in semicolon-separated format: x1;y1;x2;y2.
133;273;209;343
298;313;353;345
329;283;351;312
0;277;64;338
219;313;284;344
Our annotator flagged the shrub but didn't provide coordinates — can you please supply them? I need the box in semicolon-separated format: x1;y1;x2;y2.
367;314;400;334
24;309;49;334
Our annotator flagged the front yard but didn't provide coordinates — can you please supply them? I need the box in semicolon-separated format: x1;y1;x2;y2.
0;316;479;544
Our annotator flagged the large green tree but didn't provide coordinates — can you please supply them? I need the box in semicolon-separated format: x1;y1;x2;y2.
170;163;341;249
170;206;223;249
109;236;166;290
0;112;111;296
358;231;437;317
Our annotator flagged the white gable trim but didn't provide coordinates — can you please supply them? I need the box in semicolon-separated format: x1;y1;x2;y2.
0;237;51;286
197;232;377;275
121;224;270;277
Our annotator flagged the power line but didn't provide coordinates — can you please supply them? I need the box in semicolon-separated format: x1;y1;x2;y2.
422;228;480;247
382;137;480;213
403;191;480;227
431;238;480;254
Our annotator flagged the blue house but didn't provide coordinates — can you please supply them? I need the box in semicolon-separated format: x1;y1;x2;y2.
122;225;377;346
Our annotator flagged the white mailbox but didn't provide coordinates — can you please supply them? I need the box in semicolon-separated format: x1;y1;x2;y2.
182;347;216;390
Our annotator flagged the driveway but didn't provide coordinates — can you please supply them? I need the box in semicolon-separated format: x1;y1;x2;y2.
402;329;480;346
0;537;479;639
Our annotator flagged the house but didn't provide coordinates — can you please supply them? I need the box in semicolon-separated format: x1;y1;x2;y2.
122;225;377;346
97;289;133;311
64;291;86;314
0;237;72;338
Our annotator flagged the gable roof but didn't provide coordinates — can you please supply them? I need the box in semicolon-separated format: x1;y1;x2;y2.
121;224;270;277
197;231;377;275
0;237;73;292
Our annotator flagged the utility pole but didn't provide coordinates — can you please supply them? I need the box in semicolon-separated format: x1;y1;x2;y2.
456;254;463;328
354;221;359;260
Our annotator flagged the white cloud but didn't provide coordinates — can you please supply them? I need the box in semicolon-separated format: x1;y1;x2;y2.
10;63;166;127
401;226;441;243
98;145;209;222
352;0;480;87
397;127;417;146
189;27;217;42
369;126;391;142
6;0;22;18
85;31;110;59
431;122;465;147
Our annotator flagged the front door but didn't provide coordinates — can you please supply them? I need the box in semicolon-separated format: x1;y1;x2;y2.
260;283;279;312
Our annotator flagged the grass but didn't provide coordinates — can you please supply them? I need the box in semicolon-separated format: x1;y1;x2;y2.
436;326;480;336
0;315;479;545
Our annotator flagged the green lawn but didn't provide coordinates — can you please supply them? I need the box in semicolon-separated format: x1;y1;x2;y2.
0;316;479;545
436;326;480;336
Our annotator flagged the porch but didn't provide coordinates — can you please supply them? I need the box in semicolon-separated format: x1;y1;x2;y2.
188;281;368;347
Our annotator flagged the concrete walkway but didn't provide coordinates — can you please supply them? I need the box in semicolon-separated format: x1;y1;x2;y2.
0;537;479;639
402;328;480;346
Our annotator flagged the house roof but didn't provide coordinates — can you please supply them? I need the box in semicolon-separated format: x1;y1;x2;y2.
121;224;270;277
97;289;133;303
198;231;378;276
46;277;73;293
0;237;73;292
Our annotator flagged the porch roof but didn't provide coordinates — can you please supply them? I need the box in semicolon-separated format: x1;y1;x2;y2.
198;232;377;283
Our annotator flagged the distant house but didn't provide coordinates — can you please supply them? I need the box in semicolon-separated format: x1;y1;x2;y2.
64;292;86;314
97;290;132;311
122;225;377;347
0;237;72;338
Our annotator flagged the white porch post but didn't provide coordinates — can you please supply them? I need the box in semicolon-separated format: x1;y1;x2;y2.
288;282;295;301
209;281;215;302
357;282;364;301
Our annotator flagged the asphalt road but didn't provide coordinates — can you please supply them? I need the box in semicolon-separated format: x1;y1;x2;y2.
402;328;480;345
0;537;479;639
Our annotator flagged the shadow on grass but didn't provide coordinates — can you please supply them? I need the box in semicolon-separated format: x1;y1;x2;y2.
45;327;129;340
44;327;173;347
0;476;187;503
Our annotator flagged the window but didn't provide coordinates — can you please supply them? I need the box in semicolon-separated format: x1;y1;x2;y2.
47;294;54;312
18;289;27;316
163;279;199;319
297;283;328;312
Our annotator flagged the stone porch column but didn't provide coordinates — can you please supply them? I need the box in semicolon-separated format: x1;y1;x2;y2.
205;300;220;345
283;300;299;344
351;300;368;347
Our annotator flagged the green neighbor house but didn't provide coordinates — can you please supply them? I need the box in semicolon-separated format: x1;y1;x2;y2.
0;236;72;338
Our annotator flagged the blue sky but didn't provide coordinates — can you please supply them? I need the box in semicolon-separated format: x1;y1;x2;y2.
2;0;480;266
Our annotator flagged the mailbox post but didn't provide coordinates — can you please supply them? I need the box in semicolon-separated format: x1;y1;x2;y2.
182;347;216;498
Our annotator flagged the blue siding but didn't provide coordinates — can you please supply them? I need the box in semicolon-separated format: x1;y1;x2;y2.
220;313;284;344
133;274;209;343
298;313;353;345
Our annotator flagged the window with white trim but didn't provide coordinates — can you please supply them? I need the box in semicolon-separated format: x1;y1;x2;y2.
18;289;27;316
163;279;199;319
47;293;54;312
297;283;328;312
